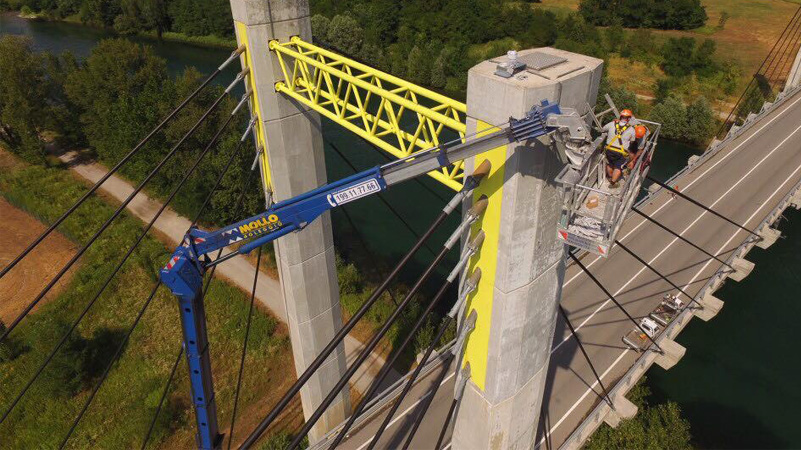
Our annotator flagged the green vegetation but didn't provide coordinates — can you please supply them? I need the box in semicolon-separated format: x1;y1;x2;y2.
584;377;693;450
0;0;233;40
648;95;716;144
579;0;707;30
309;0;563;95
0;35;261;227
0;158;291;448
336;254;455;359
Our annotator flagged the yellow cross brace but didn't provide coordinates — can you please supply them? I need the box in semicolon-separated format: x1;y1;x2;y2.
269;36;467;191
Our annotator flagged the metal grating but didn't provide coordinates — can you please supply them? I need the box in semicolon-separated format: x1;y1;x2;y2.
519;52;567;71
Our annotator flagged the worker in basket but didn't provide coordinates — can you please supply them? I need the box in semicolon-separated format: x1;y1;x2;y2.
626;124;649;172
603;109;636;188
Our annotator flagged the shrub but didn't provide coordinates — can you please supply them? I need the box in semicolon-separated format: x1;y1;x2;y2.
648;95;687;141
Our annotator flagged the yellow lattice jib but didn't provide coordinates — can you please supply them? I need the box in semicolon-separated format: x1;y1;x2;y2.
269;36;467;191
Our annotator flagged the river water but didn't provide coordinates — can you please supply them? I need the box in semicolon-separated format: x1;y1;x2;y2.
3;12;798;448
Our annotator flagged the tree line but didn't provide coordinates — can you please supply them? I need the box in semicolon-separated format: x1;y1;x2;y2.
0;35;260;226
579;0;707;30
1;0;233;39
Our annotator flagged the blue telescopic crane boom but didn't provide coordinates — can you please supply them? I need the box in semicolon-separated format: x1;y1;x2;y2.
159;102;561;450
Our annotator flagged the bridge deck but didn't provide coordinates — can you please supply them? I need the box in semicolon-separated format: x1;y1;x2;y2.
336;88;801;450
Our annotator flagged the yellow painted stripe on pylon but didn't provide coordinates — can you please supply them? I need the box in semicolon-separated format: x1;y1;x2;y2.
460;120;507;390
235;21;272;192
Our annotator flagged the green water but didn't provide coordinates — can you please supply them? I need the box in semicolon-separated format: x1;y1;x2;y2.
3;12;798;448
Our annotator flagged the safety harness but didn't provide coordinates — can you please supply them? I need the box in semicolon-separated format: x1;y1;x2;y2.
605;121;631;157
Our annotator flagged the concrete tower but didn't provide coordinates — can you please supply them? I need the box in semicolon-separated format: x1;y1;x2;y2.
229;0;350;442
453;48;603;449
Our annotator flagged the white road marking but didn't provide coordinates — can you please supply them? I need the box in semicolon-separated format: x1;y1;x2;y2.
354;371;455;450
552;107;801;352
356;92;801;450
537;158;801;448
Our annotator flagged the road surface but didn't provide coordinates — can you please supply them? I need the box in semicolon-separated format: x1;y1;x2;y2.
337;87;801;449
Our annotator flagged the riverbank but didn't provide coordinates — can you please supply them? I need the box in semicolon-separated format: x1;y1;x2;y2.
3;10;237;49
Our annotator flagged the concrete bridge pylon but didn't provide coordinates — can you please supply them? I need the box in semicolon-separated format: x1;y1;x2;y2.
229;0;349;442
453;48;603;449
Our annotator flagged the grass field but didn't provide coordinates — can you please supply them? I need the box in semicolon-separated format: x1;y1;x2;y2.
0;151;300;449
523;0;801;104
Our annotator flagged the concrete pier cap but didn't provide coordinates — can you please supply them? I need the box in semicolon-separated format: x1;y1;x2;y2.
453;47;603;450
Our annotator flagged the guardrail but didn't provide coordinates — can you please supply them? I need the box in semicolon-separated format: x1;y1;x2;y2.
641;83;801;204
559;162;801;449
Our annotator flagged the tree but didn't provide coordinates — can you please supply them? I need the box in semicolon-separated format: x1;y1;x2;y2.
522;9;558;48
405;44;431;85
0;36;48;163
65;39;170;168
604;20;625;53
585;378;692;450
692;39;717;77
326;14;365;57
579;0;706;30
310;14;331;42
661;37;696;77
430;48;449;88
685;96;715;144
648;95;687;140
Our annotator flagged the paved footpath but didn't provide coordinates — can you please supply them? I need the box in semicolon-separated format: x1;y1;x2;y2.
59;152;397;394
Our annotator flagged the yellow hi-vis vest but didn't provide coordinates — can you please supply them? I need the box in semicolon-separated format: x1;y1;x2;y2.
605;122;631;157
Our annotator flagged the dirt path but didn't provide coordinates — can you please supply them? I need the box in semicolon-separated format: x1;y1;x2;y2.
58;151;399;393
0;197;79;323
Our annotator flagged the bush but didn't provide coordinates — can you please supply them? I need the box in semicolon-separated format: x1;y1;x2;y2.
685;96;715;144
648;95;687;141
661;37;696;77
585;377;692;450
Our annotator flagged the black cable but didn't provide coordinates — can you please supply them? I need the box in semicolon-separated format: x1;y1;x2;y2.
57;126;249;448
286;242;455;450
332;276;454;448
614;240;702;307
226;245;262;450
763;9;801;87
237;200;455;448
773;15;801;88
141;153;258;450
364;292;454;450
0;51;238;281
0;85;235;345
310;37;453;205
399;353;453;450
328;141;439;258
0;100;245;426
646;175;760;236
58;282;161;449
434;396;458;450
716;5;801;136
558;306;612;408
631;206;734;269
569;253;663;353
141;346;183;450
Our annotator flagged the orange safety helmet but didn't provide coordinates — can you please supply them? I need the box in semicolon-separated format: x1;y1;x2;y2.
620;109;633;119
635;125;648;139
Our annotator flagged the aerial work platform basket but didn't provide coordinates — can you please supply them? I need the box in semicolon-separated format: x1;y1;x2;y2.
555;96;661;256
